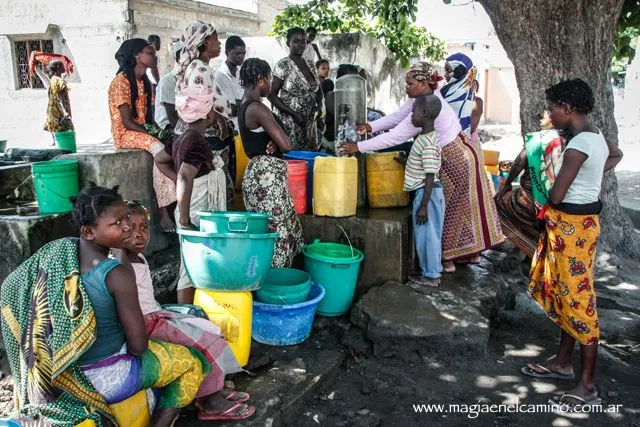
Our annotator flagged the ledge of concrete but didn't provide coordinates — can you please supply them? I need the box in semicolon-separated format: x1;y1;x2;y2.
299;207;413;294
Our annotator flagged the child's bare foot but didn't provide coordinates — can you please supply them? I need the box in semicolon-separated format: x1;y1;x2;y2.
443;261;455;273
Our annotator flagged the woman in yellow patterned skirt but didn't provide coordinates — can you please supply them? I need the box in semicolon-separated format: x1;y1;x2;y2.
520;79;623;410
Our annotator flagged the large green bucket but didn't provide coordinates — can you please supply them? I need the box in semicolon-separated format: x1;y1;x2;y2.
302;239;364;316
32;159;79;214
256;268;312;305
54;131;77;153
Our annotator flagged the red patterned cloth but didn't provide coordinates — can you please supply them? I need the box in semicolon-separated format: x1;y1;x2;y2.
440;134;504;260
29;52;74;75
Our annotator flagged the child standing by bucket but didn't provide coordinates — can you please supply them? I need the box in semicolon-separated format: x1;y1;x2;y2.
404;94;445;289
112;201;255;421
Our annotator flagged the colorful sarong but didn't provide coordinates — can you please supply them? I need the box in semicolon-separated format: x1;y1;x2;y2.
528;207;600;345
1;238;115;425
524;130;563;209
82;340;210;410
144;310;242;397
243;155;304;267
440;134;504;260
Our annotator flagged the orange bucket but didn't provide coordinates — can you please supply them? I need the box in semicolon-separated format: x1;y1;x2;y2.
287;160;308;214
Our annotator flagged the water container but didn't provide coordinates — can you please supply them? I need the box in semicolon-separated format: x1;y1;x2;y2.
252;284;325;346
365;152;409;208
198;211;270;233
312;156;358;217
286;160;308;214
177;229;278;291
235;135;250;189
193;289;253;366
283;151;331;209
303;240;364;316
255;268;312;305
482;148;500;166
109;390;153;427
32;159;79;214
53;131;77;153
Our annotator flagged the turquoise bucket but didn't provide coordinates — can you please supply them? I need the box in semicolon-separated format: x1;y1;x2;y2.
302;239;364;316
198;211;271;233
177;229;278;291
32;159;79;214
255;268;312;305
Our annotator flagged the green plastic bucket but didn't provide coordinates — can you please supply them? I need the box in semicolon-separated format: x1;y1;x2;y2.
256;268;312;305
198;211;271;233
302;239;364;316
177;229;279;291
32;159;79;214
53;131;77;153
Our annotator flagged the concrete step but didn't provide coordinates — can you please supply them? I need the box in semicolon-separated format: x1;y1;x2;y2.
176;340;346;427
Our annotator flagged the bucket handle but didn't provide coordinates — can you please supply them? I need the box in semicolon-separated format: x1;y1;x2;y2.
337;225;355;259
228;217;249;232
332;263;351;269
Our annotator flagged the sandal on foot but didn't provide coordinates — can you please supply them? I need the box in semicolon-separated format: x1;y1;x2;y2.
198;402;256;421
549;393;602;410
224;390;250;403
520;364;575;380
443;262;456;273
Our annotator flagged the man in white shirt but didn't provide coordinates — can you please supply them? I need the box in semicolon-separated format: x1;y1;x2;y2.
302;27;322;62
154;41;183;132
214;36;246;130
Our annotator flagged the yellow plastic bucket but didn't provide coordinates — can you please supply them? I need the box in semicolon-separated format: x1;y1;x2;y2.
193;289;253;366
365;152;409;208
313;156;358;217
235;135;250;189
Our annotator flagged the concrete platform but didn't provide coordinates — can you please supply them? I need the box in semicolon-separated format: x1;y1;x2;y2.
299;208;413;294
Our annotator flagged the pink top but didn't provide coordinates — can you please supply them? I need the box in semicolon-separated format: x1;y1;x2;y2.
357;90;461;152
132;254;162;315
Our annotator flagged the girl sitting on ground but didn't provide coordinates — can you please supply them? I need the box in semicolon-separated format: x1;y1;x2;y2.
112;200;255;421
239;58;304;267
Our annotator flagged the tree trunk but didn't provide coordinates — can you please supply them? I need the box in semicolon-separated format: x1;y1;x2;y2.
477;0;640;258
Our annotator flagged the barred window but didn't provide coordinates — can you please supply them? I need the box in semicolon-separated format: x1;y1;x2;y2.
14;39;54;89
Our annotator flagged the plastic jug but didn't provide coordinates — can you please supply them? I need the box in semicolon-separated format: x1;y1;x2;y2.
193;289;253;366
365;152;409;208
313;156;358;217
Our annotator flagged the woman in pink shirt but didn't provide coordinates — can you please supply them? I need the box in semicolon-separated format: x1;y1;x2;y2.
341;62;503;272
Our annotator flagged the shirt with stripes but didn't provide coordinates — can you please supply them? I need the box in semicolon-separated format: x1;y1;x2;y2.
403;131;441;192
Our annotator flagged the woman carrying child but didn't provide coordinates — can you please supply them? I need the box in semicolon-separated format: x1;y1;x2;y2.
238;58;304;268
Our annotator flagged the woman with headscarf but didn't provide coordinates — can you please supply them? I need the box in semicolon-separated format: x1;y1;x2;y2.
155;84;229;305
442;53;477;134
268;27;323;151
108;38;177;232
173;21;236;209
36;59;74;141
341;62;504;273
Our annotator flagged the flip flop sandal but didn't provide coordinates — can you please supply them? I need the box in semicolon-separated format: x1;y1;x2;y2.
548;393;602;411
224;390;250;403
198;402;256;421
520;364;575;380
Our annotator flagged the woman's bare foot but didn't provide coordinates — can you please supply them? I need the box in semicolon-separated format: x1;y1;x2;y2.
159;207;175;233
443;261;456;273
151;408;180;427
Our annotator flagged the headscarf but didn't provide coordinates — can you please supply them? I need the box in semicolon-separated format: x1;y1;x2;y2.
175;21;217;85
176;85;214;123
440;53;477;133
405;61;444;90
114;38;153;123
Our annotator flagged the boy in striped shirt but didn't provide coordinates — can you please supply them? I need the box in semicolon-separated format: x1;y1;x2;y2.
404;94;444;289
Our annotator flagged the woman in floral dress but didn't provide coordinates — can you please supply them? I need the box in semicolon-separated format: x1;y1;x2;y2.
239;58;304;267
268;27;323;152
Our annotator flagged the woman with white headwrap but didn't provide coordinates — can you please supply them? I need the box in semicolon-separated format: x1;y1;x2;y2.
155;84;228;305
174;21;236;208
442;53;478;134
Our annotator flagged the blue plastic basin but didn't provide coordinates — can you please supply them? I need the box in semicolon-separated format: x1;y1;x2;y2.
178;229;278;291
252;284;325;346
